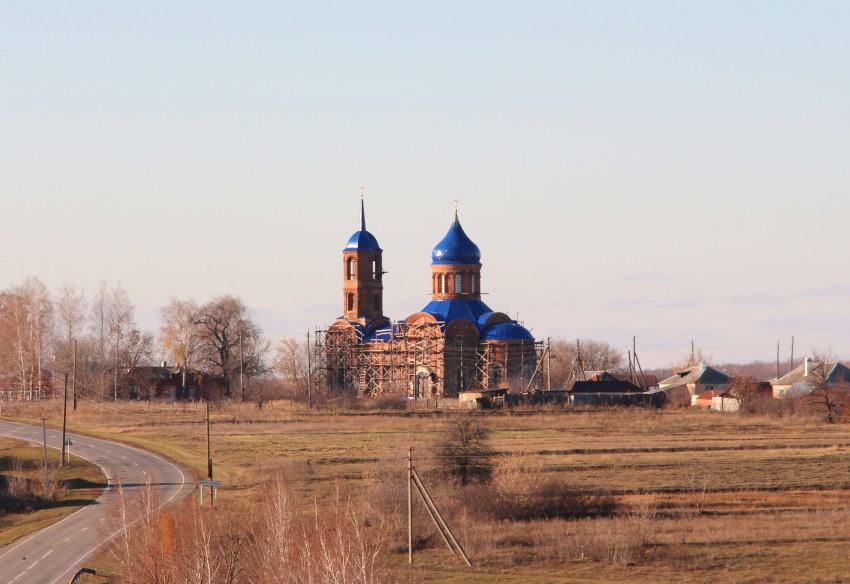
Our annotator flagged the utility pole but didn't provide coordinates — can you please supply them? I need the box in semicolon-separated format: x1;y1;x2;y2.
207;402;213;480
41;417;49;499
306;330;313;409
690;340;695;367
239;335;245;402
546;337;551;391
72;339;78;410
408;446;414;564
114;329;119;401
776;342;780;379
61;373;68;467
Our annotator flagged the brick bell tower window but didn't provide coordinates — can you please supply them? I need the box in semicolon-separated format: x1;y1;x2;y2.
471;274;477;294
347;293;354;311
347;257;356;280
455;273;462;294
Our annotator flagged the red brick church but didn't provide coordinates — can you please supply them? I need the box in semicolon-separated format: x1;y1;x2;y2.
318;195;539;398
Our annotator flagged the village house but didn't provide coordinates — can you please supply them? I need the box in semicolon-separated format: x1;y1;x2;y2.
771;358;850;398
127;363;228;402
659;363;731;406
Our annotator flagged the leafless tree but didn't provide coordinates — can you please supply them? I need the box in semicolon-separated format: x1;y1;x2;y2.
727;374;761;412
436;411;496;486
160;297;200;369
806;351;848;423
0;279;54;396
670;346;713;372
193;295;269;399
548;338;625;387
55;282;87;372
273;337;309;390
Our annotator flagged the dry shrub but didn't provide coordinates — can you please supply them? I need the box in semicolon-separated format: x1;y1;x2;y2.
110;475;387;584
485;453;616;521
562;501;656;565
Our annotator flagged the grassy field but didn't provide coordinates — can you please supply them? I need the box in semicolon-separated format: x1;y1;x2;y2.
0;437;106;546
2;399;850;583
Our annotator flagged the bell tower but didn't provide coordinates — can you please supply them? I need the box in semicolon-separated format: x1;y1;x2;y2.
342;189;383;323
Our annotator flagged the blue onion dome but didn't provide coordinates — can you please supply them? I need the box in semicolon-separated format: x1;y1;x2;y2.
480;321;535;341
431;210;481;265
344;195;382;251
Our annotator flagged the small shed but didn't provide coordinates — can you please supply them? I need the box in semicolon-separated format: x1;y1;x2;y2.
458;388;509;409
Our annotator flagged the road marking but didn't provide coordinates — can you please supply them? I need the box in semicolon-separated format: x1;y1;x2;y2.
63;538;70;542
100;518;106;522
14;572;25;580
26;560;38;569
41;550;53;559
81;527;88;532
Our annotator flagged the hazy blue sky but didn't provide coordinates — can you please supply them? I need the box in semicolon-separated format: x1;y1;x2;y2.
2;2;849;368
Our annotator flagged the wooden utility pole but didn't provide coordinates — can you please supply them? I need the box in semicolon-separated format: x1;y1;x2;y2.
776;342;780;379
61;373;68;467
546;337;551;391
72;340;78;410
408;446;413;564
41;417;49;499
306;331;313;409
239;335;245;402
690;340;695;367
206;402;213;480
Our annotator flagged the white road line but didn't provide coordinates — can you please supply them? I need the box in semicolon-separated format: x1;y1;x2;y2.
26;560;38;570
63;538;70;543
41;550;53;559
99;518;106;522
14;573;24;581
81;527;88;532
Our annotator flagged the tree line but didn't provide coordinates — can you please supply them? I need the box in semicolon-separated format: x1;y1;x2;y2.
0;278;269;401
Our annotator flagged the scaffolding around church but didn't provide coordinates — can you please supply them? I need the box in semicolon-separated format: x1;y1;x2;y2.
313;322;544;398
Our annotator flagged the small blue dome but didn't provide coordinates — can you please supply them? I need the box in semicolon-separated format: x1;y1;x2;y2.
432;213;481;265
480;322;534;342
345;230;381;251
344;195;382;252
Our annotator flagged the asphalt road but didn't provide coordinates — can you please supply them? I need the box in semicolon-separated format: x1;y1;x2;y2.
0;419;194;584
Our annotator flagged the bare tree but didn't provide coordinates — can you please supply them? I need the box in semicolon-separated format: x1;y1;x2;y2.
0;279;54;397
55;283;87;372
273;338;308;390
193;295;269;399
727;374;761;413
670;346;712;372
548;338;625;387
806;351;848;423
436;411;496;486
160;297;200;368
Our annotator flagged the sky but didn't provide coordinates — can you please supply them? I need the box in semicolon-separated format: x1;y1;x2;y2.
2;1;849;368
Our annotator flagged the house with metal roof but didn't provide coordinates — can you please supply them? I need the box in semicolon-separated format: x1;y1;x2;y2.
319;195;539;398
658;362;731;404
771;358;850;398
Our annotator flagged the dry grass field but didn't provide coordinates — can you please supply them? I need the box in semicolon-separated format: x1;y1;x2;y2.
3;399;850;583
0;437;105;546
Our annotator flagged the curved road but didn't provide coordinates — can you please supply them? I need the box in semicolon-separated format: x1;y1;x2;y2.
0;420;194;583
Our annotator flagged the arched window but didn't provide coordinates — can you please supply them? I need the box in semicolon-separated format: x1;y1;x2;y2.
455;273;463;294
439;274;446;293
470;273;477;294
347;258;355;280
347;293;354;311
372;259;379;280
